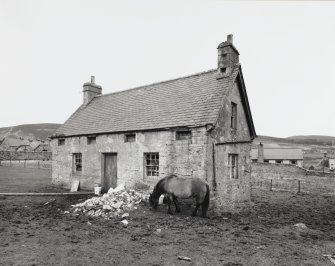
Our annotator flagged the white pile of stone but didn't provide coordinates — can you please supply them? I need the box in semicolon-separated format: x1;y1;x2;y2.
71;184;150;219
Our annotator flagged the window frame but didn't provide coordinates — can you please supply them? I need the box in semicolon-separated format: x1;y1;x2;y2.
87;135;97;145
73;153;82;174
144;152;159;177
228;153;238;179
58;139;65;146
125;133;136;143
176;130;192;141
231;102;237;130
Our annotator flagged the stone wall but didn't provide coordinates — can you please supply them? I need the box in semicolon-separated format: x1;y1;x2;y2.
0;160;51;169
213;143;252;211
207;79;253;211
251;162;335;194
51;127;209;189
0;151;52;161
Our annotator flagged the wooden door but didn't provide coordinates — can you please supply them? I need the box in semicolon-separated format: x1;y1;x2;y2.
102;153;117;193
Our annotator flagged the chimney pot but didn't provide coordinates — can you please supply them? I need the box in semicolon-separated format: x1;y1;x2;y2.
257;142;264;163
227;34;233;44
91;76;95;84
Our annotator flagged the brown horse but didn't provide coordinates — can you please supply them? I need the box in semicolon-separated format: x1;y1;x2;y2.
149;175;210;218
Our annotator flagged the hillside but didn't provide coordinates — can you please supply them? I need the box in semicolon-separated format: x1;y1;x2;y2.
254;135;335;147
0;123;60;141
287;135;335;146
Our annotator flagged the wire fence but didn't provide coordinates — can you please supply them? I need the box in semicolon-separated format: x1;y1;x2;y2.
252;176;335;195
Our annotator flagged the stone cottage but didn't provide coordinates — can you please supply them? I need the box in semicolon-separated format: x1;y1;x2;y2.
51;35;257;210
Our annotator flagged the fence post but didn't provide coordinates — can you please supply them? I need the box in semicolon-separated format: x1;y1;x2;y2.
298;180;301;193
270;179;273;191
38;161;40;169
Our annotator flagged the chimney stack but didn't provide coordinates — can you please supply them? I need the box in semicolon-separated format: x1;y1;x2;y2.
257;142;264;163
227;34;233;44
217;34;239;76
83;75;102;105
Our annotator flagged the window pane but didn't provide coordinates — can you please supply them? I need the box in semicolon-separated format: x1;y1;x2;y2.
145;153;159;177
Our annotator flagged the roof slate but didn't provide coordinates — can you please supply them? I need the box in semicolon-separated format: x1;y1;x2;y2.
251;148;303;160
56;67;240;136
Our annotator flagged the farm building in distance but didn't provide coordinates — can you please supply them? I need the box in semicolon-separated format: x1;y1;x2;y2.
51;35;257;211
252;143;303;167
34;144;51;152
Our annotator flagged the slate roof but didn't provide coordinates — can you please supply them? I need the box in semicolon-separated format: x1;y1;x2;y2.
56;66;243;137
251;148;303;160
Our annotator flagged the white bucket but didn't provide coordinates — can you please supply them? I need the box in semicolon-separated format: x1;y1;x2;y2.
94;186;102;195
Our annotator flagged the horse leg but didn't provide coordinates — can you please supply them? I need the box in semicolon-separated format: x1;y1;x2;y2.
172;195;181;213
192;203;201;217
166;194;173;215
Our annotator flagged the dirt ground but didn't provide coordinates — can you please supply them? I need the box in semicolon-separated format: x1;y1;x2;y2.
1;167;335;265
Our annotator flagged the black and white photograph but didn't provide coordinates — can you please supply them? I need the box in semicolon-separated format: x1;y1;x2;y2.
1;1;335;265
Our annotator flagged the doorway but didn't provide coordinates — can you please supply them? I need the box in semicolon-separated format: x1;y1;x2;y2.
102;153;117;193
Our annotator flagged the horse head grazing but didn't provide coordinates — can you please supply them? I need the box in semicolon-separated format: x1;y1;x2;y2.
149;178;165;210
149;193;158;210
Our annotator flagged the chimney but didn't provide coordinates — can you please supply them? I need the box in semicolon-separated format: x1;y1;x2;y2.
217;34;240;76
257;142;264;163
83;76;102;105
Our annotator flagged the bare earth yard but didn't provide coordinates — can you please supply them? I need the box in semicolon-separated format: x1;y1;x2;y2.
1;166;335;265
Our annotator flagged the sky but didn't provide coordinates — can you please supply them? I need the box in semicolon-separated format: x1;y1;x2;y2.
0;0;334;138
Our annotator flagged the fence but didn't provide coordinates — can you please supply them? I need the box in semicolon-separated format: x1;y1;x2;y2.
251;162;335;195
0;160;52;169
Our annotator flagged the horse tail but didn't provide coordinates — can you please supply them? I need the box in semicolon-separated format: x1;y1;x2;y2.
202;184;210;218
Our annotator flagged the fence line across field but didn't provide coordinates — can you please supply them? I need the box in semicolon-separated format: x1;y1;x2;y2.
0;160;52;169
253;178;335;195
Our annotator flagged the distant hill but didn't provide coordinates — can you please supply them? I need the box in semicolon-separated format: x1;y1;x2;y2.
254;135;335;147
0;123;60;141
287;135;335;146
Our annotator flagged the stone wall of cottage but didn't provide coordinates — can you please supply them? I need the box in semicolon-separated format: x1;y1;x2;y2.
207;79;252;211
51;127;209;189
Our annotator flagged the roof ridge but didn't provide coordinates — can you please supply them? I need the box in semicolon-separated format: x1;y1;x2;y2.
97;69;218;98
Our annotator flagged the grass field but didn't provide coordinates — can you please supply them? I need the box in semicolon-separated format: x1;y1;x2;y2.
0;166;52;192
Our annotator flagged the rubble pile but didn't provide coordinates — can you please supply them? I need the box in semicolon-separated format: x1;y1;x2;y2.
71;184;150;219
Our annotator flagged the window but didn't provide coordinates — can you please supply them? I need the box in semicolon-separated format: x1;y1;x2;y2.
176;130;191;140
220;67;227;74
145;153;159;176
231;102;237;129
275;160;283;164
73;153;82;173
125;133;136;143
58;139;65;146
264;160;269;163
291;160;297;165
87;136;96;145
228;154;238;179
